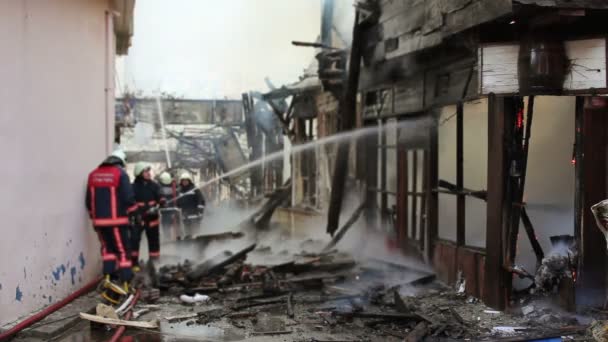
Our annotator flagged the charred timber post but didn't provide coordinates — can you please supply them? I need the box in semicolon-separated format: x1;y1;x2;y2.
326;10;363;236
380;119;388;224
574;97;584;249
484;94;510;310
427;117;439;261
456;102;465;246
506;97;525;277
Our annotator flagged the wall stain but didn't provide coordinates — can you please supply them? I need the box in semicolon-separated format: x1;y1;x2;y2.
48;296;52;303
70;267;77;285
15;286;23;302
79;252;86;269
51;265;66;281
23;267;26;279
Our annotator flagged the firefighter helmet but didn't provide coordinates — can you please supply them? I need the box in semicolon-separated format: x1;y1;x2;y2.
179;172;193;182
159;172;172;185
134;162;151;177
111;149;127;164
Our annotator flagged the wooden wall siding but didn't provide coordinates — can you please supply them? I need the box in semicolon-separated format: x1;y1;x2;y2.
362;57;478;117
433;240;486;298
479;38;608;95
368;0;512;63
514;0;608;8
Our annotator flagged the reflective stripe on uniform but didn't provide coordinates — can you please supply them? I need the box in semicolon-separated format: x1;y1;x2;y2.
113;227;131;269
110;187;117;218
90;187;96;218
148;220;160;227
93;218;129;226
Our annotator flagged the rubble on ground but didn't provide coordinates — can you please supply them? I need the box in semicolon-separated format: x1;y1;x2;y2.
115;233;593;341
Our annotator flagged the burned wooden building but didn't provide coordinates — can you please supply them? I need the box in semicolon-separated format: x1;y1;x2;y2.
345;0;608;309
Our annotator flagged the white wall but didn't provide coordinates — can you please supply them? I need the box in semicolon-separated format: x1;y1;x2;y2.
0;0;112;325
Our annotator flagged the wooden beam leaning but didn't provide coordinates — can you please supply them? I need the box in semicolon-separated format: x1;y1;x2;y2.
326;10;364;236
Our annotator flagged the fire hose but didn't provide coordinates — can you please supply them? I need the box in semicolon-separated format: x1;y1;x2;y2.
0;276;102;342
108;289;141;342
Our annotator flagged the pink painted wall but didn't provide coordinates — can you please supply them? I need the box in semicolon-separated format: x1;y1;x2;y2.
0;0;115;325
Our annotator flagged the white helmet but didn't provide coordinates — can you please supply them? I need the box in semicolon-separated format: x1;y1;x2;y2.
179;172;193;182
159;172;172;185
111;149;127;164
134;162;151;177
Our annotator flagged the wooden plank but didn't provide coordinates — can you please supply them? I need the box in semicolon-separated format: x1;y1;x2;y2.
483;94;508;310
444;0;512;37
393;78;425;115
385;30;443;60
433;240;458;283
457;247;480;297
79;313;159;329
480;39;608;94
425;58;478;108
379;0;426;23
381;2;426;38
442;0;473;14
423;0;443;34
397;146;409;247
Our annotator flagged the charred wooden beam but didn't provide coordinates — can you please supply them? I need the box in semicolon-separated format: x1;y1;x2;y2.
520;206;544;267
427;115;439;261
574;97;584;253
380;119;388;223
326;10;364;236
323;201;366;252
186;243;257;282
435;180;487;201
332;311;423;322
245;180;292;229
579;97;608;306
287;293;295;318
484;94;511;310
404;322;429;342
506;96;525;266
232;297;287;311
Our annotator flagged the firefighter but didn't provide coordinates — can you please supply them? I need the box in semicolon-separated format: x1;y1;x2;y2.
176;172;205;237
158;171;178;239
131;162;163;269
85;149;137;302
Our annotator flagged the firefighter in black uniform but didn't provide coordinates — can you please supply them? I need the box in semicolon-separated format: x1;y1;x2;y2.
176;172;205;237
86;150;138;301
131;162;163;269
158;171;178;239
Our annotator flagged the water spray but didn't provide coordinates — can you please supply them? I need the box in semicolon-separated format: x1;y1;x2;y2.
165;120;423;205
